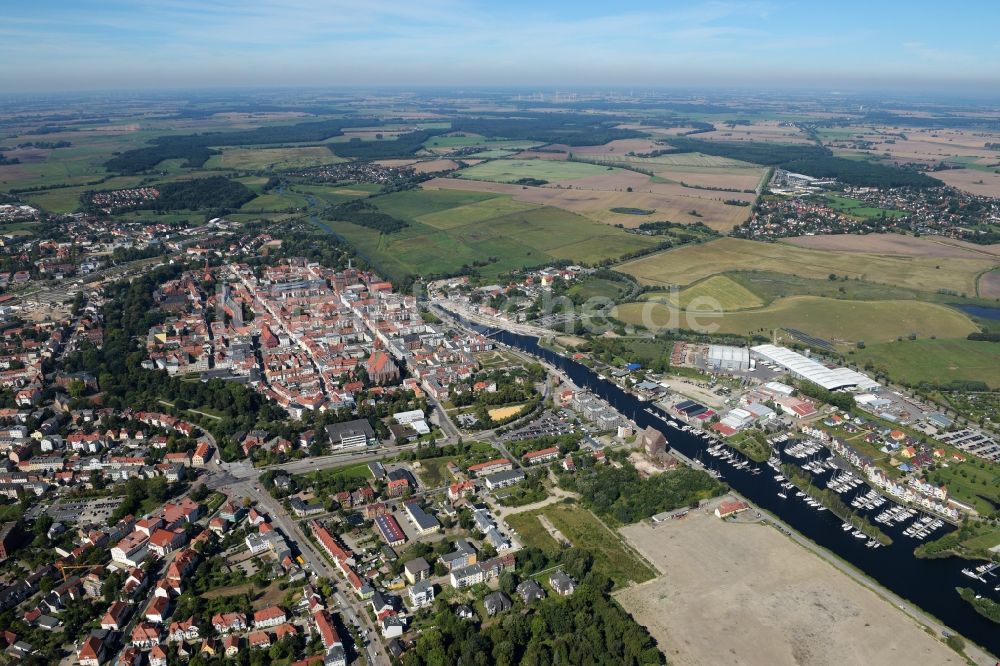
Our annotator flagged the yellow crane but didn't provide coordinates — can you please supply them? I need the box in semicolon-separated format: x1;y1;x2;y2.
55;563;95;583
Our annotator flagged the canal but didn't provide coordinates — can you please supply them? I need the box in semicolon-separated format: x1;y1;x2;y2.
479;325;1000;656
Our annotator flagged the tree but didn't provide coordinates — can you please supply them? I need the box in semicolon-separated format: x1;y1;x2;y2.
66;379;87;398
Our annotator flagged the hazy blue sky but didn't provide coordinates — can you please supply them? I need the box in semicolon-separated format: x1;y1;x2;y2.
3;0;998;92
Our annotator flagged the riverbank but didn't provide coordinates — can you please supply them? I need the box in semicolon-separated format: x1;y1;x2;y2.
448;316;1000;659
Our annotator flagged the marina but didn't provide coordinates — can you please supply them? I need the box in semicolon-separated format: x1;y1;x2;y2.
471;322;1000;658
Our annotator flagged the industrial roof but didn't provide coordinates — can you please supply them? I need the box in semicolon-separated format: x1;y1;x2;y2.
751;344;878;391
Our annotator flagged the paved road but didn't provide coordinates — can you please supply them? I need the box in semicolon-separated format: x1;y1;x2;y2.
213;473;389;666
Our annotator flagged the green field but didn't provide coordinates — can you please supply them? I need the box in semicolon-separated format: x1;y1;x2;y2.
423;134;541;151
727;270;932;304
852;338;1000;389
506;501;655;589
566;276;632;301
618;237;995;295
457;159;624;183
926;460;1000;515
415;195;538;230
322;190;658;280
615;296;978;344
640;274;765;311
204;146;346;170
241;189;311;211
822;194;907;219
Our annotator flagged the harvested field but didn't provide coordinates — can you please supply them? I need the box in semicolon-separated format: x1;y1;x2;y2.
784;233;1000;260
618;237;996;294
422;178;751;230
640;274;765;311
653;166;766;191
932;167;1000;198
614;296;978;344
571;138;667;157
616;509;963;666
456;159;626;184
375;158;461;173
981;270;1000;299
693;120;814;144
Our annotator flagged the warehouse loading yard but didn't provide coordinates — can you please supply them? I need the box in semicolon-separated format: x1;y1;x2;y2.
616;507;963;666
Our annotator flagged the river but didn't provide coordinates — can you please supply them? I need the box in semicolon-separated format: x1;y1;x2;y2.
473;324;1000;656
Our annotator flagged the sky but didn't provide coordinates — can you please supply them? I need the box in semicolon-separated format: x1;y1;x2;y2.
2;0;999;93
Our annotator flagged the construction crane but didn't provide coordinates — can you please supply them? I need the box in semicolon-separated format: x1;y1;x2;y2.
55;563;94;583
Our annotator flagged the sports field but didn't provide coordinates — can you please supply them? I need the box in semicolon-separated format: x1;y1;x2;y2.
852;338;1000;389
506;501;655;589
322;189;658;280
457;159;624;183
615;296;978;344
640;274;764;311
617;237;995;294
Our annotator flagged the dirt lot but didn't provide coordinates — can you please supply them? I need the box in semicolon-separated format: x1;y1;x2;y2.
784;233;1000;259
616;510;962;666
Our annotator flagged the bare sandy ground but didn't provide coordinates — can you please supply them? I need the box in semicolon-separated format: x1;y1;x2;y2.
783;233;1000;259
616;510;962;666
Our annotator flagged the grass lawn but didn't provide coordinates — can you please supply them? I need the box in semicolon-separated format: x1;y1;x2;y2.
457;159;625;183
300;461;372;485
852;338;1000;389
566;276;632;301
507;501;656;589
822;194;907;219
960;526;1000;551
925;460;1000;515
615;296;978;345
413;456;458;487
617;237;994;295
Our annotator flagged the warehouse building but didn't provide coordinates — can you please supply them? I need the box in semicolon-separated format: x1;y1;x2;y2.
751;344;879;391
706;345;751;372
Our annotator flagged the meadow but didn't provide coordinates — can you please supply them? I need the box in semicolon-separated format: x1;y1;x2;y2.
821;193;907;219
320;188;659;281
617;237;995;294
204;145;346;170
640;274;764;311
456;159;624;183
851;338;1000;389
506;501;656;589
614;296;978;345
